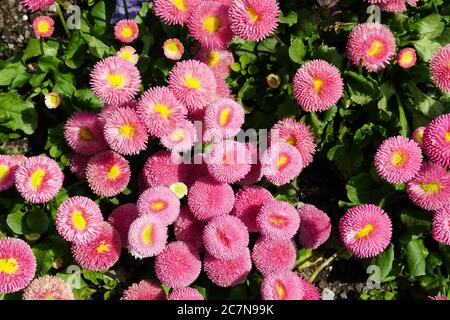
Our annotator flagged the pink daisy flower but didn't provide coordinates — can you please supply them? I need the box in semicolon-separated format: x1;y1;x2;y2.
252;238;296;275
85;151;131;197
187;2;232;50
127;214;168;258
397;47;417;69
204;98;245;142
261;270;303;300
374;136;423;184
168;60;217;112
117;46;139;64
339;204;392;258
432;204;450;245
103;107;148;155
406;162;450;211
137;86;188;138
269;118;317;167
154;0;201;25
423;114;450;168
412;127;426;146
23;275;74;300
114;19;139;43
261;142;303;185
121;280;166;300
161;119;197;152
174;206;206;252
429;295;449;300
256;200;300;240
137;187;180;226
0;155;23;191
203;215;249;260
298;277;321;300
378;0;406;12
72;222;121;271
0;238;36;294
64;111;108;155
155;241;202;288
107;203;139;248
15;156;63;203
188;176;235;221
20;0;53;12
56;196;104;245
168;287;204;300
163;38;184;60
69;153;89;179
90;56;141;105
228;0;280;41
196;47;234;78
292;59;344;112
143;151;188;188
237;143;263;186
203;249;252;287
430;44;450;93
206;140;252;184
32;16;54;38
298;204;332;249
347;23;396;72
211;71;233;101
231;186;273;232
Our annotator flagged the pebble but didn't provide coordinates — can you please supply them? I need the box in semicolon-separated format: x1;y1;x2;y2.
22;15;28;21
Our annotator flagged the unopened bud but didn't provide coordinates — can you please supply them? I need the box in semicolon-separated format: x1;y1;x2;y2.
266;74;281;89
45;92;61;109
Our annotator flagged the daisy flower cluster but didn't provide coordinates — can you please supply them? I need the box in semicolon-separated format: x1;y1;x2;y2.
374;113;450;245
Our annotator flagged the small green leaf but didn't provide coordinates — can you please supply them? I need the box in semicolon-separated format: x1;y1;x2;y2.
26;209;49;234
289;37;306;64
406;239;428;277
0;92;38;135
369;244;394;282
6;211;25;235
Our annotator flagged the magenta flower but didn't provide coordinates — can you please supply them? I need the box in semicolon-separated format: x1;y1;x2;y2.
23;275;74;300
137;187;180;226
432;204;450;245
107;203;139;248
163;38;185;61
252;238;296;276
256;200;300;240
261;270;303;300
174;206;206;252
196;47;234;78
154;0;201;25
430;44;450;93
423;113;450;168
143;151;188;188
114;19;139;43
127;214;168;258
121;280;166;300
204;98;245;142
20;0;54;12
168;287;204;300
261;142;303;185
298;204;331;249
204;249;252;287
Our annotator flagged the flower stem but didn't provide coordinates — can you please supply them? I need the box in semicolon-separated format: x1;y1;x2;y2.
122;0;129;19
55;1;69;36
309;249;344;283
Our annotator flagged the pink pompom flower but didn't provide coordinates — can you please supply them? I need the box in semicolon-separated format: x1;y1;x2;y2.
168;287;204;300
261;270;303;300
117;46;139;64
114;19;139;43
107;203;139;248
0;155;23;191
397;47;417;69
261;142;303;185
237;143;263;186
204;249;252;287
20;0;54;12
69;153;89;179
298;204;331;249
252;238;296;275
154;0;201;25
163;38;185;60
188;176;235;222
196;48;234;78
204;98;245;142
56;196;104;245
155;241;202;288
15;156;63;203
127;214;168;258
228;0;280;41
143;151;188;188
299;277;321;300
90;56;141;105
374;136;423;184
174;206;206;251
32;16;54;38
85;151;131;197
430;44;450;93
347;23;396;72
432;204;450;245
23;275;74;300
0;238;36;294
423;113;450;168
256;200;300;240
161;119;197;152
339;204;392;258
292;59;344;112
121;280;166;300
137;187;180;226
406;162;450;211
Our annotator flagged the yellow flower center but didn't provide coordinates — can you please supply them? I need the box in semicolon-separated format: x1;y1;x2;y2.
185;76;201;90
0;258;19;275
120;51;133;62
270;215;288;227
166;42;179;53
0;165;10;182
142;225;153;245
37;21;50;33
274;280;286;300
119;124;135;138
391;151;405;166
277;155;289;169
247;6;260;22
150;200;167;212
153;104;172;119
367;40;384;58
72;210;87;231
355;224;374;239
170;182;188;199
313;78;324;93
96;243;110;254
219;108;232;126
203;16;221;33
170;129;185;142
107;164;121;180
401;52;413;64
445;131;450;142
107;74;125;89
286;136;297;146
420;182;441;193
43;294;55;300
120;27;133;38
171;0;186;11
79;127;94;141
30;169;45;189
208;51;221;66
49;94;59;106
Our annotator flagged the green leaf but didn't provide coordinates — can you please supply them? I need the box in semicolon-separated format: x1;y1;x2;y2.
370;244;394;282
345;71;378;105
88;37;111;59
412;14;444;39
33;244;55;275
0;61;26;86
26;209;49;234
22;38;43;62
0;92;38;134
346;173;378;204
6;211;25;235
312;45;343;69
289;37;306;64
279;11;298;26
400;210;432;233
406;239;429;277
327;143;363;176
53;71;76;96
408;83;445;118
412;38;441;62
